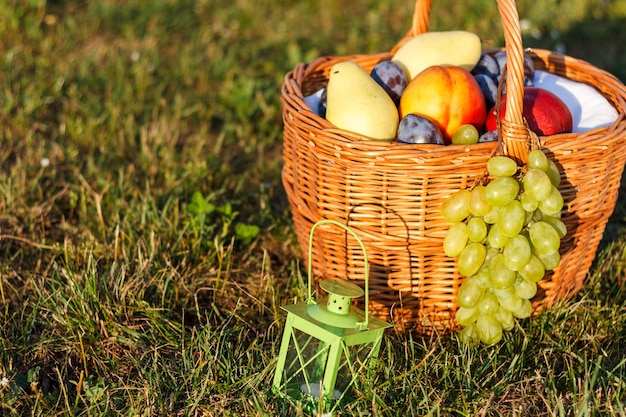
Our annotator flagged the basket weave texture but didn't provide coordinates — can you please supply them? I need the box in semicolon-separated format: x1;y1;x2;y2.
281;0;626;332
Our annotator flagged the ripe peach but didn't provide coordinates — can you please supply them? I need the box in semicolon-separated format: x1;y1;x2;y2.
399;66;487;143
485;87;573;136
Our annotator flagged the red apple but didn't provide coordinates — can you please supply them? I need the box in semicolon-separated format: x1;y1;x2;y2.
485;87;573;136
399;66;487;143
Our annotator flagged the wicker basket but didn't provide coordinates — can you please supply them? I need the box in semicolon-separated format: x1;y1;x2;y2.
281;0;626;333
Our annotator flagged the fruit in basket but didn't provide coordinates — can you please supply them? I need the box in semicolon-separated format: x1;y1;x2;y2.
303;87;327;118
471;53;500;80
325;61;399;140
441;152;567;345
494;51;535;86
400;66;486;143
485;87;573;136
474;73;499;111
396;113;445;145
391;31;482;81
478;130;498;143
451;124;480;145
370;61;408;104
319;87;327;117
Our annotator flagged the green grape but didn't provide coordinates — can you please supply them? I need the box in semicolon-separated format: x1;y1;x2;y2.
485;176;520;207
498;200;525;237
457;277;485;308
495;306;515;331
485;246;500;265
455;306;479;327
469;185;491;217
487;222;511;249
538;185;564;216
546;159;561;187
459;323;479;345
523;207;535;226
527;149;549;171
487;156;518;177
520;192;538;212
467;217;488;242
499;293;524;313
512;298;533;319
519;228;530;240
523;168;553;201
492;285;516;300
518;254;545;283
477;292;499;315
514;277;537;299
475;268;491;288
448;152;566;345
443;222;469;257
549;210;561;219
536;250;561;271
503;234;531;271
488;254;517;289
542;215;567;238
452;124;480;145
441;189;471;222
483;205;501;224
529;221;561;255
458;242;487;276
475;314;503;345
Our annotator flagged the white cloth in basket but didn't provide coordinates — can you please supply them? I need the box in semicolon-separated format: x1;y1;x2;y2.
533;70;619;133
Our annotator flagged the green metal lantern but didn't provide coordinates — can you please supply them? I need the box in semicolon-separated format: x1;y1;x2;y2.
272;219;392;407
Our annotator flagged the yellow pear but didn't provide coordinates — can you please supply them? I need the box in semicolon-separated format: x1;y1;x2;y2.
325;61;398;141
392;31;482;81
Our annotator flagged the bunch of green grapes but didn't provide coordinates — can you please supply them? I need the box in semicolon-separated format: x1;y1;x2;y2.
441;150;566;345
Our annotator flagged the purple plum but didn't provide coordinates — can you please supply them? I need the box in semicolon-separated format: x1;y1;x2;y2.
471;53;500;81
474;74;499;111
370;61;408;104
397;114;445;145
493;51;535;86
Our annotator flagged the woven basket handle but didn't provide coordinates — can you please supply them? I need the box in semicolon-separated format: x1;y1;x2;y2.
307;219;372;330
395;0;530;163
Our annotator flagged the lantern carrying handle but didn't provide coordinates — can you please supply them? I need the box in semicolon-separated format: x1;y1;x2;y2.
307;219;370;330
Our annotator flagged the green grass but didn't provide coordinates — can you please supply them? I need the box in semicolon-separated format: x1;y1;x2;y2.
2;0;626;415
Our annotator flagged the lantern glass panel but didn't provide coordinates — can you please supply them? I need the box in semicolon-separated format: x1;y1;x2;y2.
280;328;341;399
275;310;388;402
